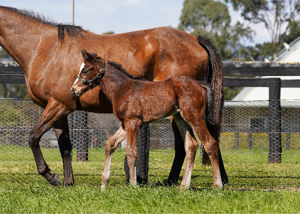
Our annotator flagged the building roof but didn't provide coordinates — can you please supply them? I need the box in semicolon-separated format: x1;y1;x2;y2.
232;36;300;102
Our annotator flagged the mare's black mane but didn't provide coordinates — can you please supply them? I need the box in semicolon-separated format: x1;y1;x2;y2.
1;6;83;41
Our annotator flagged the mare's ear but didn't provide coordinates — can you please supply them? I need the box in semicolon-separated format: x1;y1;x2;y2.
81;49;95;61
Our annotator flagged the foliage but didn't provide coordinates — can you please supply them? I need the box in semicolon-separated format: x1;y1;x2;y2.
0;84;28;98
225;0;300;60
178;0;300;60
279;20;300;44
224;87;241;100
178;0;233;59
102;31;115;35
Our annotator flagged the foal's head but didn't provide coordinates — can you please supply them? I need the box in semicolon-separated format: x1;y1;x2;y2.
71;49;105;97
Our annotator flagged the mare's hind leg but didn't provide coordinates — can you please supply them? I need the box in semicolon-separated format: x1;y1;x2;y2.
167;117;186;185
53;116;74;186
102;126;126;189
29;99;70;186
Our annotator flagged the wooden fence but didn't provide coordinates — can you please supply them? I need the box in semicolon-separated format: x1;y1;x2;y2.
1;61;300;165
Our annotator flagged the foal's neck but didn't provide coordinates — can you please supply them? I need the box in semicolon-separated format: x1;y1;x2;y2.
100;63;134;101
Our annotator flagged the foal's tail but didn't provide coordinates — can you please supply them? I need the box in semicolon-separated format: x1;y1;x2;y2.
200;83;215;126
197;36;224;140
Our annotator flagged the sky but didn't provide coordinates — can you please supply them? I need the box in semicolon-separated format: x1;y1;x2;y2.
1;0;268;43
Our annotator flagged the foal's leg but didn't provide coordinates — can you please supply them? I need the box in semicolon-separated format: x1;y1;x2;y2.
102;126;126;189
180;130;198;189
172;113;198;189
53;115;74;186
191;120;223;188
206;122;228;185
124;119;142;187
29;99;70;186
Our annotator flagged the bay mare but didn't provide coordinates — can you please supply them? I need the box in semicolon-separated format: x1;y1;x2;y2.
71;50;224;189
0;6;227;186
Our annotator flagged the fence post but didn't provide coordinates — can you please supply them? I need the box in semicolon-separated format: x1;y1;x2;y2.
268;78;282;163
124;124;150;185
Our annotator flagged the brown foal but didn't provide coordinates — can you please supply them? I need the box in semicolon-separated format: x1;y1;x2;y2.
71;50;223;189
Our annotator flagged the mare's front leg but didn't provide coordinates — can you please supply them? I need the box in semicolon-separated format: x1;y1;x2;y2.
124;119;142;187
102;126;126;189
29;99;70;186
53;115;74;186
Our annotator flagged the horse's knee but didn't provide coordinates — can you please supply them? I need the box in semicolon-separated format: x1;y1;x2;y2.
126;146;138;159
28;129;39;148
61;149;72;158
204;139;219;156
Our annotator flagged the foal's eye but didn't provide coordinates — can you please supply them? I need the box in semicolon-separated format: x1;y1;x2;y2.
83;66;94;74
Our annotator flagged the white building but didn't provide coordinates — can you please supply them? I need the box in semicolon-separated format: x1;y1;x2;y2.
232;36;300;102
222;37;300;150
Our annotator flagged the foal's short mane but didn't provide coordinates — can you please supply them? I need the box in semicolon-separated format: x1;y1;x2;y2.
107;61;145;80
1;6;83;42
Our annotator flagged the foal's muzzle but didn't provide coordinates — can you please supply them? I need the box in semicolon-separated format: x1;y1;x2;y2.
71;87;81;97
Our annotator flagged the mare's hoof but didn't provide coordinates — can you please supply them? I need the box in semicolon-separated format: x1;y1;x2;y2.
49;174;61;186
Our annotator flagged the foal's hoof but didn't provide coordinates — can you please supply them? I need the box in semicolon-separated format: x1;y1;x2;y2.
101;184;106;191
63;180;74;186
49;174;61;186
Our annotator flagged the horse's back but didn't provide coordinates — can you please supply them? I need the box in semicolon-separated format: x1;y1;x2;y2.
171;77;207;119
143;27;209;81
84;27;209;81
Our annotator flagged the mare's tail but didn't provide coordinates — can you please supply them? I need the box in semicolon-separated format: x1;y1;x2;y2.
197;36;224;142
197;36;224;168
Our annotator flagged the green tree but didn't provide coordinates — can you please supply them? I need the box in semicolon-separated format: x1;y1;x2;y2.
230;21;255;60
225;0;300;60
279;20;300;44
178;0;232;58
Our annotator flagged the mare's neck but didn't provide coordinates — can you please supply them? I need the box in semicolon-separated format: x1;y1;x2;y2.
100;64;133;102
0;7;57;73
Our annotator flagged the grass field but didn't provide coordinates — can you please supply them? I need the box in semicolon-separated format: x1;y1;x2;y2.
0;145;299;213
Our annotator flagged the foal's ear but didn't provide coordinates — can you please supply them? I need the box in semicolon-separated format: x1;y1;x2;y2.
81;49;95;61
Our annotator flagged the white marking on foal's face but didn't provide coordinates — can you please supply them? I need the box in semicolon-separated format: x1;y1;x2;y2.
80;62;85;73
72;63;86;85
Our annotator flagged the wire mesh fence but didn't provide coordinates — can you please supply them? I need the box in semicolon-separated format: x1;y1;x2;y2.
0;98;299;168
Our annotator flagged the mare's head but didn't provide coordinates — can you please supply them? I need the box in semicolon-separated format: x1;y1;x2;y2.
71;49;105;97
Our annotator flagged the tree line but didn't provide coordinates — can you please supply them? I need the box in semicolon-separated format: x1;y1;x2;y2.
1;0;299;99
179;0;300;61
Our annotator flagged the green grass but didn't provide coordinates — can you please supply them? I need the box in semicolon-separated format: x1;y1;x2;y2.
0;145;299;213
